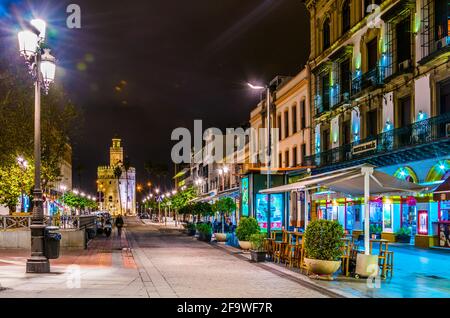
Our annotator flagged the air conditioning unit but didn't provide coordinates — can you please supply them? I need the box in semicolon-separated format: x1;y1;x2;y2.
435;36;449;50
398;59;411;72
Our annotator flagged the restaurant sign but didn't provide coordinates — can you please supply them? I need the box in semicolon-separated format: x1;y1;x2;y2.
352;140;377;155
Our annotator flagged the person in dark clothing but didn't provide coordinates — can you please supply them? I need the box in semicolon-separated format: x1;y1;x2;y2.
115;215;124;237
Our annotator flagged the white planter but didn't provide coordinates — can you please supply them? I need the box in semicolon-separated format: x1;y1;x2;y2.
355;254;379;278
304;258;341;275
238;240;251;250
215;233;227;242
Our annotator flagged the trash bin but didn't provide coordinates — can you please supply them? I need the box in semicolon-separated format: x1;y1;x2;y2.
44;226;61;259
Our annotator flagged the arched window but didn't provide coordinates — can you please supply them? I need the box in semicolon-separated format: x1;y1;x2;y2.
342;0;351;34
323;18;331;50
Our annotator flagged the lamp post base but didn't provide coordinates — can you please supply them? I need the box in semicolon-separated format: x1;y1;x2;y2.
26;223;50;273
26;258;50;273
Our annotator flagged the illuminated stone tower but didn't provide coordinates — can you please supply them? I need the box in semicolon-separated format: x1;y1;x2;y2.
97;138;136;216
110;138;123;166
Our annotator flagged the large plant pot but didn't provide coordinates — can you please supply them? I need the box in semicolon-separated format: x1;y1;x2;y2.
355;254;379;278
215;233;227;242
238;240;252;250
304;258;341;275
187;229;196;236
250;250;266;262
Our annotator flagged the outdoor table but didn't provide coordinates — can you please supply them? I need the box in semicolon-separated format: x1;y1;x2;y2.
369;238;389;254
369;239;392;278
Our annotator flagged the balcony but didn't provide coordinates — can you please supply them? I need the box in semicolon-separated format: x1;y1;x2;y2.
351;66;385;96
304;112;450;172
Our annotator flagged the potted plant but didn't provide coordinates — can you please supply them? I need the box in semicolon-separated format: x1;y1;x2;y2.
212;198;236;242
395;227;412;243
304;220;344;277
249;233;266;262
196;223;212;242
370;224;382;239
186;222;196;236
236;217;260;250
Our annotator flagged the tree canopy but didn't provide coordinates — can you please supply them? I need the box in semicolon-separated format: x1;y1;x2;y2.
0;46;81;212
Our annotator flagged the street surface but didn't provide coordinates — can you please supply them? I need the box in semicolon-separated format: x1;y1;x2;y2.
1;217;449;298
0;217;331;298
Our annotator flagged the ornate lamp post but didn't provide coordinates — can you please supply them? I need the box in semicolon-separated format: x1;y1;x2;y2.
18;18;56;273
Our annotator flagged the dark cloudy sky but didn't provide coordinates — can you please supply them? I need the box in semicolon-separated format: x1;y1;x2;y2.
0;0;310;194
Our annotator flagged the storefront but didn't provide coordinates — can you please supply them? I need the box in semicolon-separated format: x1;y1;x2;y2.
433;177;450;248
240;172;285;232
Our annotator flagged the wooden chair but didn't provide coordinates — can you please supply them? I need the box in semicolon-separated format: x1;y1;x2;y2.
340;240;353;277
379;250;394;278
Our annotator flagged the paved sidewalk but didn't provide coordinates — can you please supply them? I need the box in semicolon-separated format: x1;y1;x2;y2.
0;229;145;298
0;219;331;298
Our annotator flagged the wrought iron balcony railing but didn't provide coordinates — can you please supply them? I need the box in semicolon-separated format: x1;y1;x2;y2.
304;112;450;168
351;66;385;95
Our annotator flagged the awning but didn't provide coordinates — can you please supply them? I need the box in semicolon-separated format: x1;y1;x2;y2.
261;164;427;256
260;164;426;196
433;177;450;201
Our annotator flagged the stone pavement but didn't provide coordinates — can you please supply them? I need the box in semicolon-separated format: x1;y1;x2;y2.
0;218;332;298
2;217;447;298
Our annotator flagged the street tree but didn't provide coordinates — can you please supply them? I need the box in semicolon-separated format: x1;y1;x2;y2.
212;197;236;233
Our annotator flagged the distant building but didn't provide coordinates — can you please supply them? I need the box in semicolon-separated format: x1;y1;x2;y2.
97;138;136;216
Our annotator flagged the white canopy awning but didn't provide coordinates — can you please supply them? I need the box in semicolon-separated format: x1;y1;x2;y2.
260;164;426;196
259;164;427;256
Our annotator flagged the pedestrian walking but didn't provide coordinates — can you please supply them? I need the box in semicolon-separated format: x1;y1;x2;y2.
115;214;124;238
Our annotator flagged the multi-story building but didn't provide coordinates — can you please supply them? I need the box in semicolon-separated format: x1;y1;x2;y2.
246;71;312;230
97;138;136;216
302;0;450;247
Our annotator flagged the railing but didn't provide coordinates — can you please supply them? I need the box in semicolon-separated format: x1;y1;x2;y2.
314;95;329;116
0;215;97;230
351;66;385;95
305;112;450;168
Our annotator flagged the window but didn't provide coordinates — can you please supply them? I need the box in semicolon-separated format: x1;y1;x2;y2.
293;146;297;167
342;120;351;145
277;115;282;141
285;150;290;168
322;129;330;152
300;100;306;129
321;73;330;111
292;105;297;133
435;0;449;42
284;110;289;138
340;59;351;101
398;96;412;127
342;0;351;33
323;18;330;50
367;37;378;71
366;109;378;138
396;17;411;67
301;144;306;165
440;80;450;115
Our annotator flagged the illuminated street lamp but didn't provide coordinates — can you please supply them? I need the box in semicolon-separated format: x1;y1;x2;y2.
248;81;274;235
18;18;57;273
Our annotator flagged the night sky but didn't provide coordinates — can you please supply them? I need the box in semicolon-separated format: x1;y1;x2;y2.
0;0;310;194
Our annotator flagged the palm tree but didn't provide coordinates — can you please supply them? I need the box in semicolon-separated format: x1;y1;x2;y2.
123;156;131;215
113;165;123;215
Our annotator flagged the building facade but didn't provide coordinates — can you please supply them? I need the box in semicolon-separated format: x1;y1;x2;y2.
303;0;450;247
97;138;136;216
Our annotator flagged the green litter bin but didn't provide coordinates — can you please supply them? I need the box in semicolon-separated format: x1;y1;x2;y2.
44;226;61;259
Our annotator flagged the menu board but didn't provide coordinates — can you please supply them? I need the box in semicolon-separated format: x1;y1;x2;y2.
241;177;249;217
255;193;283;232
